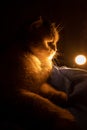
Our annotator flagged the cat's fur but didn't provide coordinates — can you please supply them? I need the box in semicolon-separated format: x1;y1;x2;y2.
0;17;78;130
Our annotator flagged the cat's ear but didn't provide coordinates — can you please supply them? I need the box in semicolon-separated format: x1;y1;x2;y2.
29;16;43;30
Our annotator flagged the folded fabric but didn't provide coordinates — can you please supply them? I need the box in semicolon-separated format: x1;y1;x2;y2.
47;66;87;130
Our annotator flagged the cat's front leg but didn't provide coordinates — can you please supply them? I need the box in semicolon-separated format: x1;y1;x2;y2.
40;83;68;107
17;89;76;130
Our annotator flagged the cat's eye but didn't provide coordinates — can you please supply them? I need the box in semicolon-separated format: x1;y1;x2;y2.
48;42;56;51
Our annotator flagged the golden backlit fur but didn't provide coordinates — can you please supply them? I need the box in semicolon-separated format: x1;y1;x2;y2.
0;17;78;130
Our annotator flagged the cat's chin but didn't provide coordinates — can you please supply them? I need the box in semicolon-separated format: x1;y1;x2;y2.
48;51;56;60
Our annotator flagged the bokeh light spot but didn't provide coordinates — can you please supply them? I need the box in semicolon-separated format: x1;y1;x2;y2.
75;55;86;65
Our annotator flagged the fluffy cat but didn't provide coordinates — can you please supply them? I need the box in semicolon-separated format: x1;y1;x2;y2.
0;17;78;130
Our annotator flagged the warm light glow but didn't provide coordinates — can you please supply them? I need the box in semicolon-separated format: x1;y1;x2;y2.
75;55;86;65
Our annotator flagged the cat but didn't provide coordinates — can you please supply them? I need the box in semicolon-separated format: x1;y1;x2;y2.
0;17;78;130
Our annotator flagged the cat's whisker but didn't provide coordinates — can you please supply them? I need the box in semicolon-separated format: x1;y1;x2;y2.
56;24;64;32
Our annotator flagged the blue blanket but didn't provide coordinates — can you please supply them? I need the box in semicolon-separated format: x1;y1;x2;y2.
48;66;87;130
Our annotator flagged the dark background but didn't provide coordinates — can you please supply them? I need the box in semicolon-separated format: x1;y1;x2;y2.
1;0;87;69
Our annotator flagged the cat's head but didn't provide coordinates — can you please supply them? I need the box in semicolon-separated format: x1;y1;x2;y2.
16;17;59;60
